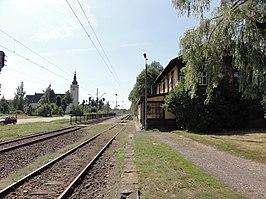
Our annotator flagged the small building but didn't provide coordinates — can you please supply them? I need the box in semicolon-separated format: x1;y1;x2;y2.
137;57;185;129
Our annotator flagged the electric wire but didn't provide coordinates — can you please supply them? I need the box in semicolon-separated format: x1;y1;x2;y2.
76;0;128;96
0;29;94;95
3;72;47;86
7;67;48;84
0;28;72;77
66;0;125;94
0;43;71;83
76;0;121;83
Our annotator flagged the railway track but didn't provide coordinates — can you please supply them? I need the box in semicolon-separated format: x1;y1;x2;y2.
0;126;83;153
0;122;126;198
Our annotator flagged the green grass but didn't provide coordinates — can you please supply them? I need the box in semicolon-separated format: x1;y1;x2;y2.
134;133;246;199
0;119;70;139
106;124;130;197
174;130;266;164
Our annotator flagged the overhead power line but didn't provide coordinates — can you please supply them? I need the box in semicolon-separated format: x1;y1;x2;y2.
0;29;72;77
66;0;126;94
0;28;94;95
76;0;120;81
0;43;71;83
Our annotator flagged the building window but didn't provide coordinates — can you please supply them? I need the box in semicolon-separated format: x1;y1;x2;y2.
163;79;165;93
166;78;169;92
171;71;174;89
199;72;208;85
147;102;164;119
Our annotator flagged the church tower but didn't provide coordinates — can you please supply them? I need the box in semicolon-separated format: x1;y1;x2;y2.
70;71;79;105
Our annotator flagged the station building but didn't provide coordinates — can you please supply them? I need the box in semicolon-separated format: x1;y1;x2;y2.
137;57;186;129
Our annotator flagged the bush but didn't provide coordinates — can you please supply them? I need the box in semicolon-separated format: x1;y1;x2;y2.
164;82;264;132
34;103;52;117
58;106;64;115
72;104;84;116
27;104;33;116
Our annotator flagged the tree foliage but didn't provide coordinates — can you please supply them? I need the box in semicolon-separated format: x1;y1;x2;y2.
164;81;264;132
62;90;73;112
172;0;266;99
0;96;9;114
39;84;56;104
13;82;26;110
128;61;163;113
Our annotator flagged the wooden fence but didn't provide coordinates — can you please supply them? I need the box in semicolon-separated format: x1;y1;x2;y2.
70;113;116;124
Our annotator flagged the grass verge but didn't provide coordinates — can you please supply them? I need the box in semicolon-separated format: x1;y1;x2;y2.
174;130;266;164
0;119;70;139
134;133;246;199
106;123;130;197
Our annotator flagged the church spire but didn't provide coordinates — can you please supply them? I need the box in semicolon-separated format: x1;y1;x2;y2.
72;71;78;85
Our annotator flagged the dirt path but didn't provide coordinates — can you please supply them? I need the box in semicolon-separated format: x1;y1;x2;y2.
146;132;266;199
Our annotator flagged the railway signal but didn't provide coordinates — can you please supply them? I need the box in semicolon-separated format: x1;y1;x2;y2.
0;51;6;72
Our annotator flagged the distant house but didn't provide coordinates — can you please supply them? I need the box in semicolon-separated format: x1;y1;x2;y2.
137;57;186;129
25;72;79;114
26;93;64;108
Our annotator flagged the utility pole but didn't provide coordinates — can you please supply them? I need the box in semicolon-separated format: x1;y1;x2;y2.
143;53;148;130
115;94;118;109
96;88;99;112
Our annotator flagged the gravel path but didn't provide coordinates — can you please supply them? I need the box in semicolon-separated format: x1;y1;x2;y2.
146;132;266;199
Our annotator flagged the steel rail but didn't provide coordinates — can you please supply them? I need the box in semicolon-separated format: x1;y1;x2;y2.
0;124;119;197
0;126;84;153
0;126;75;147
0;115;117;148
58;126;125;199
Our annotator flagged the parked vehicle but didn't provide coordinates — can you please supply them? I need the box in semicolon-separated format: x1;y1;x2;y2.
0;116;17;125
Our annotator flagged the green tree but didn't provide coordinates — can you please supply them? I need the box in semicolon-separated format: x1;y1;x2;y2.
62;91;73;112
72;104;83;116
164;81;264;132
172;0;266;100
13;82;26;111
0;96;9;114
56;95;62;107
58;106;64;115
34;103;52;117
39;84;56;104
27;104;33;116
128;61;163;113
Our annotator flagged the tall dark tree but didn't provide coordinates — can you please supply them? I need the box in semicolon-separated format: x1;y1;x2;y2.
56;95;62;107
13;82;26;111
0;96;9;114
128;61;163;113
62;91;73;112
172;0;266;100
39;84;56;104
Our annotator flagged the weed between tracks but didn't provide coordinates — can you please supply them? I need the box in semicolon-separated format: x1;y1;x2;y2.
104;123;130;198
134;133;246;199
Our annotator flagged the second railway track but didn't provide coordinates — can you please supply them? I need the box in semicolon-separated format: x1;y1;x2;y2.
0;122;126;199
0;126;83;153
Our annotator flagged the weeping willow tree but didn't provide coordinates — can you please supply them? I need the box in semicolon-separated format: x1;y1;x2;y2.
172;0;266;100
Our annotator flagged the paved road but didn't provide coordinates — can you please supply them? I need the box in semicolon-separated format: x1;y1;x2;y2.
17;115;70;124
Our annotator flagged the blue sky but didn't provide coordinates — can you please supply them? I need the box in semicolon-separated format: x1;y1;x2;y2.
0;0;200;109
